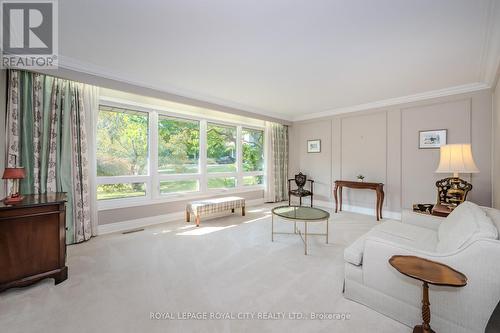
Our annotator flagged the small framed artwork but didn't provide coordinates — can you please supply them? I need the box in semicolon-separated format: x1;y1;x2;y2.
419;129;447;149
307;139;321;153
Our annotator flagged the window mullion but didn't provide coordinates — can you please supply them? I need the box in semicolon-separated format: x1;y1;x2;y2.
200;120;208;193
150;111;159;200
236;125;243;188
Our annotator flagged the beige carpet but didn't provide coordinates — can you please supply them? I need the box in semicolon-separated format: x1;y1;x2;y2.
0;204;410;333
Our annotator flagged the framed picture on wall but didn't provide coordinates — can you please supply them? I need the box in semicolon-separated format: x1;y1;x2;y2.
307;139;321;153
419;129;447;149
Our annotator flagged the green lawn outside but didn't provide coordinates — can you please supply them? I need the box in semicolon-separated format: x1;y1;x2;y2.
243;175;264;186
207;164;236;173
158;164;199;174
97;183;146;200
207;177;236;189
160;180;198;194
158;163;235;174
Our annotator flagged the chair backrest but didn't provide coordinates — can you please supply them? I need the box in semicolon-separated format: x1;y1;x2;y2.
295;173;307;189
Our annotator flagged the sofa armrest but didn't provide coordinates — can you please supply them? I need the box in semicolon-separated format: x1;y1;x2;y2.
401;209;444;231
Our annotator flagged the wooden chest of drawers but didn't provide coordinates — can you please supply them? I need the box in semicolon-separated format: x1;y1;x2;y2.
0;193;67;292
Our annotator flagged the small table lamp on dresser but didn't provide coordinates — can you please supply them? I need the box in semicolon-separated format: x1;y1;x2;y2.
2;167;26;205
435;144;479;209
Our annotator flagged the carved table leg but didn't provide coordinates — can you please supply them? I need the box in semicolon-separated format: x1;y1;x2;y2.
339;186;343;211
379;189;385;220
333;185;338;213
413;282;435;333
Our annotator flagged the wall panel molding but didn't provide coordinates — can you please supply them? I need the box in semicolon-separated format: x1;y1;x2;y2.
294;89;492;217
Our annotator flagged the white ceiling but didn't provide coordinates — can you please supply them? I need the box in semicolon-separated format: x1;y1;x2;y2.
59;0;500;121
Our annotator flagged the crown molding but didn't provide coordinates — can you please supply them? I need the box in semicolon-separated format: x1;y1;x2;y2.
292;82;491;122
59;55;492;124
57;55;293;123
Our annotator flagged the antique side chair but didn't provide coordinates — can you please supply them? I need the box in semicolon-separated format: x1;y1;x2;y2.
288;172;314;207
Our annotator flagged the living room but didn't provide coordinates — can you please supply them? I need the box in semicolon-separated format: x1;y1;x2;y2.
1;1;500;333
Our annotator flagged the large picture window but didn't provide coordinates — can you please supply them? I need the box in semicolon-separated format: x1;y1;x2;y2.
207;123;237;173
96;101;266;208
96;106;149;200
242;128;264;172
97;106;149;177
158;116;199;174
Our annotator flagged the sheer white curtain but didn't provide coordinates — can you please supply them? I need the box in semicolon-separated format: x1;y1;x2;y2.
264;121;288;202
264;122;275;202
82;85;100;236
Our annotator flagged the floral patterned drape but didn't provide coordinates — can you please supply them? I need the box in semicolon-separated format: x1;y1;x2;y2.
6;70;96;244
264;122;288;202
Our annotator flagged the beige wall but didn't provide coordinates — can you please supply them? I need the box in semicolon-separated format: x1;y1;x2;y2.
0;70;6;198
290;89;493;213
494;79;500;209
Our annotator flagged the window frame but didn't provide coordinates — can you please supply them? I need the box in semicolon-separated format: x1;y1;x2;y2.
97;97;265;210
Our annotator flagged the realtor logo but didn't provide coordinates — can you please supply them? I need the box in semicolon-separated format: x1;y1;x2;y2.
1;0;58;68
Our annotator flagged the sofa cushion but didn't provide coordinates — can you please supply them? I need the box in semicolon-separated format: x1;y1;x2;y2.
371;221;439;251
482;206;500;238
437;201;497;253
344;221;438;265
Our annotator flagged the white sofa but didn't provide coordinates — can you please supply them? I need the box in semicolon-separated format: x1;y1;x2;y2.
343;201;500;333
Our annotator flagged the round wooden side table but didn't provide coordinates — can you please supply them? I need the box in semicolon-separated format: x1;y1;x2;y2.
389;255;467;333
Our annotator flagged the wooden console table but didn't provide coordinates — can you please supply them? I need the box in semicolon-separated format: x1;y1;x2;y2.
0;193;68;292
333;180;384;221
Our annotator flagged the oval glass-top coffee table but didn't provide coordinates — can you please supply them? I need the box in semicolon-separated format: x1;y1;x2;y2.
271;206;330;255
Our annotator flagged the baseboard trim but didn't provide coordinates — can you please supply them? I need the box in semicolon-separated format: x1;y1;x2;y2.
97;198;265;235
313;200;402;220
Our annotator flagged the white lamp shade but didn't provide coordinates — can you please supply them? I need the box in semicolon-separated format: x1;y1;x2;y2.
435;144;479;174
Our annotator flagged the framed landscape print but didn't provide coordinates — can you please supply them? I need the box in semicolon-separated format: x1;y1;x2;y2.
307;139;321;153
419;129;447;149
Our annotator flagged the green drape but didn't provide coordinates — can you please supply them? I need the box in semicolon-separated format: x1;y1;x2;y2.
6;70;93;244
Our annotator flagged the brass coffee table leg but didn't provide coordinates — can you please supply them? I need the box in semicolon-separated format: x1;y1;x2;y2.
304;221;308;255
414;282;435;333
326;219;329;244
271;213;274;242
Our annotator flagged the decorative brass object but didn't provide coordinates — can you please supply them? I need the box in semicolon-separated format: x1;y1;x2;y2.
435;177;472;206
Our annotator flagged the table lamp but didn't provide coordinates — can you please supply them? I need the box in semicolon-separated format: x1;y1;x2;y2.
435;144;479;206
2;167;26;204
